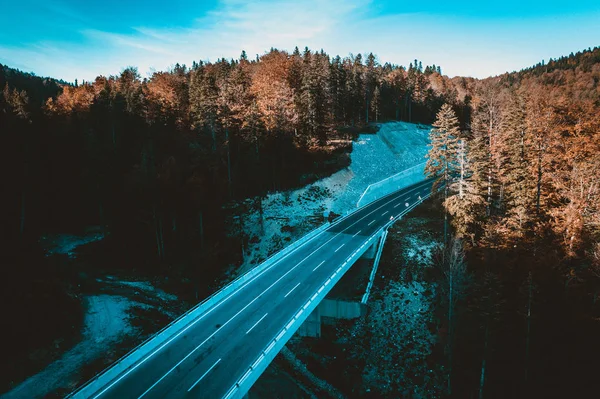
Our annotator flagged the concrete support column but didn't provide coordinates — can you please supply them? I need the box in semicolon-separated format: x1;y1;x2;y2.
361;230;388;304
361;238;379;260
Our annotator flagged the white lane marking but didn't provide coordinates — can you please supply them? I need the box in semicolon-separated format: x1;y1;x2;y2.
368;220;375;226
382;211;388;216
187;358;221;392
352;230;362;238
284;283;301;298
88;201;333;399
334;243;345;252
138;294;262;398
313;261;325;272
142;228;350;395
393;203;401;208
246;313;268;334
130;181;434;398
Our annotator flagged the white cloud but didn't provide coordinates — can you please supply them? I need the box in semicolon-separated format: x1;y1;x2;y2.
1;0;599;82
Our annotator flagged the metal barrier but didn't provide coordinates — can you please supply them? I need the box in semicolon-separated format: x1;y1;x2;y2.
224;183;434;399
224;227;387;399
356;162;427;208
69;176;434;399
68;219;343;398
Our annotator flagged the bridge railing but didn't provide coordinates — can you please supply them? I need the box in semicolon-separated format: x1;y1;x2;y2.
356;161;427;208
225;181;436;399
68;211;365;398
224;223;389;399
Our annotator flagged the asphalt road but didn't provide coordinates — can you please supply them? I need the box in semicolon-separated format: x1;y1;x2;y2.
82;179;434;399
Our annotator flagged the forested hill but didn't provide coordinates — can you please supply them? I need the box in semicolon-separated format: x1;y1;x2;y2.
454;45;600;258
515;45;600;79
0;47;468;248
0;47;466;386
1;45;599;396
425;46;600;398
0;63;65;107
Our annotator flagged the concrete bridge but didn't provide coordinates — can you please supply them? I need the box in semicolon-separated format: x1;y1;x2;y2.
69;163;431;399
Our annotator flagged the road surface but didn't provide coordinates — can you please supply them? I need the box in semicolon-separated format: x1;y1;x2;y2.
76;179;434;399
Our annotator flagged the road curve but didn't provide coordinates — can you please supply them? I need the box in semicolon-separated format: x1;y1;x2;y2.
73;179;433;399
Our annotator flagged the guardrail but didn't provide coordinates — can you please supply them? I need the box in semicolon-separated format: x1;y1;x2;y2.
224;183;434;399
224;226;387;399
356;162;427;208
68;213;363;398
70;178;434;399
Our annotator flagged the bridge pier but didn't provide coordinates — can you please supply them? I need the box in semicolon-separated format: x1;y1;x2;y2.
298;230;387;337
361;239;378;260
361;229;388;303
297;299;366;338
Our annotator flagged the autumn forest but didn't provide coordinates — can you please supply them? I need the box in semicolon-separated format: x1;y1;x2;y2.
2;46;600;397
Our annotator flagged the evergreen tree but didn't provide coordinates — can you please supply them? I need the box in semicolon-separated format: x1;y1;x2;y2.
426;103;461;244
190;66;219;152
444;138;485;244
499;93;533;236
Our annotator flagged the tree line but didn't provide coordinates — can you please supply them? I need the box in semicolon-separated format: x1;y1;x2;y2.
426;46;600;397
0;47;464;381
1;48;467;267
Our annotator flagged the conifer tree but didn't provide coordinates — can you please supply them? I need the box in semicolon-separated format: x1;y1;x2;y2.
190;66;219;152
444;138;485;244
426;103;460;244
499;93;533;236
471;88;502;216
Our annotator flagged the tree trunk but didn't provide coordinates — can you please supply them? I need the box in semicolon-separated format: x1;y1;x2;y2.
159;216;165;260
525;271;533;383
211;121;216;153
448;265;454;395
444;153;449;248
112;122;116;150
20;191;25;237
536;145;542;215
154;205;163;261
226;128;232;198
199;211;204;250
459;140;465;199
258;196;265;235
487;117;493;216
479;322;489;399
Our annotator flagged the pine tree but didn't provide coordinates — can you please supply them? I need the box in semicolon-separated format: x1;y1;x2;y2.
444;138;485;244
471;88;502;216
365;53;377;123
372;85;381;122
499;93;533;236
426;103;461;245
190;66;219;152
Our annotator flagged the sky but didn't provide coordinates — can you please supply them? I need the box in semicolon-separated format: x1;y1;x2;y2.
1;0;599;82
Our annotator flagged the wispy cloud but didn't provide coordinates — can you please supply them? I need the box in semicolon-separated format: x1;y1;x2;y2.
0;0;599;82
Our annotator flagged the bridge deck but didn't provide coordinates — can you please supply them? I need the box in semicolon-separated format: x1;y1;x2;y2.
71;179;433;399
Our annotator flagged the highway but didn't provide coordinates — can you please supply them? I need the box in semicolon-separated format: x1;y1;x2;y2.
73;179;434;399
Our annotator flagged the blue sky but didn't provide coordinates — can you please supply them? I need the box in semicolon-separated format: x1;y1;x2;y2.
1;0;599;82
